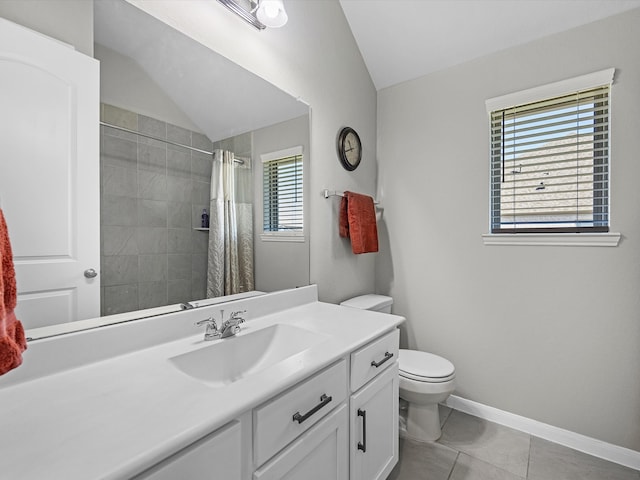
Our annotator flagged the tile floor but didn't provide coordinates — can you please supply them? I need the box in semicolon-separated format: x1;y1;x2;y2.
387;406;640;480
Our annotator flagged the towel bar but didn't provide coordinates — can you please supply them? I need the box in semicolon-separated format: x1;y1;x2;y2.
322;189;383;210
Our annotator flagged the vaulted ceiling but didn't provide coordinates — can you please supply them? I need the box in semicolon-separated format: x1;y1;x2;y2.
339;0;640;90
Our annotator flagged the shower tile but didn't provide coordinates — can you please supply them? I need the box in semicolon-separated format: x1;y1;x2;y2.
101;124;137;143
192;229;209;253
233;132;252;157
192;151;212;181
102;104;137;130
191;179;211;204
528;437;640;480
137;199;167;227
191;277;206;302
136;227;167;254
138;254;167;282
168;228;192;254
168;202;192;229
192;253;208;282
192;132;213;152
101;255;139;286
167;147;191;178
102;135;137;169
167;176;193;203
138;281;168;310
387;437;457;480
167;124;191;146
138;142;167;173
102;284;138;316
102;226;138;256
102;195;138;226
449;453;524;480
168;279;191;305
102;164;137;198
139;114;166;140
138;170;167;201
168;254;191;280
440;410;530;478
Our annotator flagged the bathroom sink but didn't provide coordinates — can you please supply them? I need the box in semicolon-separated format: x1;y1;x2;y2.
169;324;326;387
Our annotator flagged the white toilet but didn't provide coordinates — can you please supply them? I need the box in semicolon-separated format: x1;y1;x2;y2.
340;294;456;442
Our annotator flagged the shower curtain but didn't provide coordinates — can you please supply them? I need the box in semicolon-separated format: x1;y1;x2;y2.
207;149;254;297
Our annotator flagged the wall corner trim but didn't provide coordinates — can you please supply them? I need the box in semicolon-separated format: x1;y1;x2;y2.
444;395;640;471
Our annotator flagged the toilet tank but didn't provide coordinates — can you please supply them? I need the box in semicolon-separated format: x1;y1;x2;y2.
340;294;393;313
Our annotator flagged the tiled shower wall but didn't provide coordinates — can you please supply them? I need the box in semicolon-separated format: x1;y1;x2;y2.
100;104;212;316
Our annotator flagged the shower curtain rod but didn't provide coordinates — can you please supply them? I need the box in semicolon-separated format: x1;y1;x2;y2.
100;121;248;164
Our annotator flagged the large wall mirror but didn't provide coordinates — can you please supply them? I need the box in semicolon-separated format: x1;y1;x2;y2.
6;0;310;339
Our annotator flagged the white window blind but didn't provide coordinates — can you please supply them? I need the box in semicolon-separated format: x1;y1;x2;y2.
489;83;610;233
262;147;303;234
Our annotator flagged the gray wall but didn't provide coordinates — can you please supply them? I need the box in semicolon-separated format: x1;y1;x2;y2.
253;115;311;292
0;0;93;56
376;9;640;451
100;104;212;315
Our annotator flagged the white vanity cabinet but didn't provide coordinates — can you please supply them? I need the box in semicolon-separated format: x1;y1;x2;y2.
133;420;242;480
349;329;400;480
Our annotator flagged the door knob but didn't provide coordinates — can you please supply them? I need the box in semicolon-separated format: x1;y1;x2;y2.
84;268;98;278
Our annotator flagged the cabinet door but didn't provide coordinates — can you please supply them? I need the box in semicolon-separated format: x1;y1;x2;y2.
134;420;242;480
350;363;399;480
254;404;348;480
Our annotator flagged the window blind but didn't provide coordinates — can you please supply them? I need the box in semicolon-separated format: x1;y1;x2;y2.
490;85;610;233
262;154;303;233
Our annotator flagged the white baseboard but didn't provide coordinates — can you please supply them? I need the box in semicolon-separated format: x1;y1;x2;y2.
444;395;640;471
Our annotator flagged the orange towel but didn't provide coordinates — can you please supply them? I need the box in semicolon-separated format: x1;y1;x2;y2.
0;208;27;375
339;191;379;254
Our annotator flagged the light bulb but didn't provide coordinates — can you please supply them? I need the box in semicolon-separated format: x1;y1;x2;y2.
264;3;279;18
256;0;288;27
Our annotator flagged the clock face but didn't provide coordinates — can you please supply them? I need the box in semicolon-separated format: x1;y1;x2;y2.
338;127;361;171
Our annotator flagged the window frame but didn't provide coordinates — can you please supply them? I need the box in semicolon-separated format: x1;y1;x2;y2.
260;145;304;243
483;69;620;247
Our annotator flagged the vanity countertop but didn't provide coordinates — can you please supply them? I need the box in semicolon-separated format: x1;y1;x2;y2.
0;287;403;480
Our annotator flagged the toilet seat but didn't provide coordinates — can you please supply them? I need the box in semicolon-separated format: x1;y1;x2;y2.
399;349;455;383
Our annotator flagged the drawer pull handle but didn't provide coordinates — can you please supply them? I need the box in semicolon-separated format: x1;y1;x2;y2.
371;351;394;368
357;409;367;452
292;394;332;424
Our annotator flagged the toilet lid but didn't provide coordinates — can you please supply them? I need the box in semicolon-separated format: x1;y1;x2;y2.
399;349;455;382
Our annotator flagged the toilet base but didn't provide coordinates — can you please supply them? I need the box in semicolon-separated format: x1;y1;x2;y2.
405;402;442;442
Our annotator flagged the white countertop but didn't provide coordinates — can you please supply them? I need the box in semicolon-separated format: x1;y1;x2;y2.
0;287;403;479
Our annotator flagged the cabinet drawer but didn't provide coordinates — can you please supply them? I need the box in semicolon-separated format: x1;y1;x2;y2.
350;329;399;392
254;360;347;467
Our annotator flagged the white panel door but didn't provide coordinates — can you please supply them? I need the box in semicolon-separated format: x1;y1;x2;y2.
0;17;100;329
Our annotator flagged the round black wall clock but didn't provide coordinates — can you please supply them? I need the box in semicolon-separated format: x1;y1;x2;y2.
337;127;362;171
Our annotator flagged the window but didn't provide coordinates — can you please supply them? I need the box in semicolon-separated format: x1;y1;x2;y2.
261;146;304;240
487;69;613;234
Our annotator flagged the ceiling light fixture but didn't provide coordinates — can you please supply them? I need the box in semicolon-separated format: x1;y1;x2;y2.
216;0;288;30
256;0;288;28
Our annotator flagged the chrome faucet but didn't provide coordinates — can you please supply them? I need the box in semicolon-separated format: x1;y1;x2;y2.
195;309;246;341
219;310;246;338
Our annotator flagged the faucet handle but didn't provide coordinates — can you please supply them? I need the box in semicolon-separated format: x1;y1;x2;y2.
195;316;219;341
195;316;217;328
230;310;247;321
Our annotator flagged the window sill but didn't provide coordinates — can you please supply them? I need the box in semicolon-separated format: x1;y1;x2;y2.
482;232;621;247
260;233;305;243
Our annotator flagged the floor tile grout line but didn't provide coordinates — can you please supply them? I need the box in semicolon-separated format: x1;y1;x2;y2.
446;451;460;480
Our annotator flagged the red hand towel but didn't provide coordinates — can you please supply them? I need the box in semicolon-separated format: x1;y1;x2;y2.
0;209;27;375
343;191;379;254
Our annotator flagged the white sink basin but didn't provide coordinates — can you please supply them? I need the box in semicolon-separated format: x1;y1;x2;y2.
169;324;326;387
